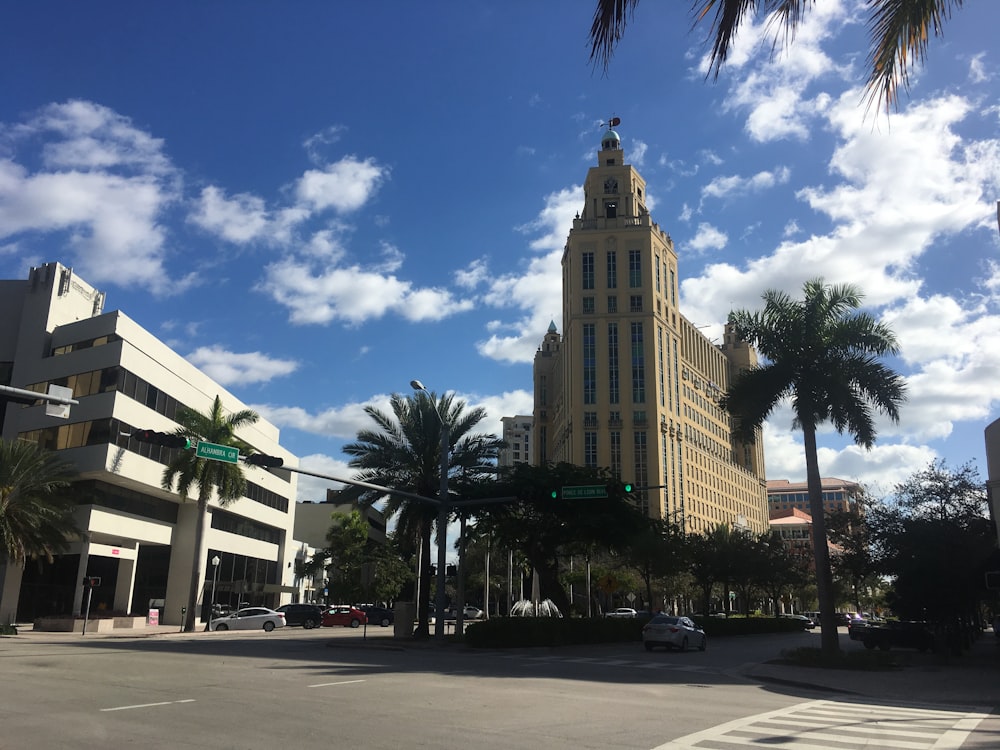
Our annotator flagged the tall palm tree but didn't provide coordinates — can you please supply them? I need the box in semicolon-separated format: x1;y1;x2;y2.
0;438;79;566
721;279;906;654
162;395;259;632
588;0;964;112
341;391;502;637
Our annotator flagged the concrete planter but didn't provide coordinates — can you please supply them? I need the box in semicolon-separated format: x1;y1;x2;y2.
34;617;117;633
113;616;147;629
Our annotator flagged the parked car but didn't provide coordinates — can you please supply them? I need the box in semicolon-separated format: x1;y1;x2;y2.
322;605;367;628
837;612;864;626
642;615;707;652
463;606;484;620
780;613;816;629
359;605;394;627
862;620;934;652
276;603;324;629
847;617;873;641
605;607;638;618
210;607;286;632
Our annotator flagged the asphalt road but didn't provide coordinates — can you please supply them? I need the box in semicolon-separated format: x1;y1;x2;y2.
0;627;993;749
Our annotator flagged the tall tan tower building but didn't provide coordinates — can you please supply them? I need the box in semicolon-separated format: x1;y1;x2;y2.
532;123;768;534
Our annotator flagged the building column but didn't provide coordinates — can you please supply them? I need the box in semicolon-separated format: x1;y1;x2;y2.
72;542;92;616
0;560;25;624
114;554;137;614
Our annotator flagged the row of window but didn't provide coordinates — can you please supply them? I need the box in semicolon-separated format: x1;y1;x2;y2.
581;294;645;314
17;417;290;514
581;250;644;291
50;333;122;357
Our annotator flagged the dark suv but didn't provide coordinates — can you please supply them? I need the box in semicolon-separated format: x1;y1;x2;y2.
360;605;394;627
276;603;324;629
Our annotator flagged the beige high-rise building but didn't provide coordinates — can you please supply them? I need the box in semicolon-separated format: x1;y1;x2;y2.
532;124;768;534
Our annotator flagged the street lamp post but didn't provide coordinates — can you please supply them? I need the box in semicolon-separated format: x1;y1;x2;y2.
209;555;220;631
411;379;449;640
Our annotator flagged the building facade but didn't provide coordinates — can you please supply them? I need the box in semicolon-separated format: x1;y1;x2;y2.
766;477;862;516
0;262;299;626
498;415;534;468
532;126;769;534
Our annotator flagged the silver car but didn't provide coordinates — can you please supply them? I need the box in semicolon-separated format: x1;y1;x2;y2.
641;615;707;651
210;606;286;632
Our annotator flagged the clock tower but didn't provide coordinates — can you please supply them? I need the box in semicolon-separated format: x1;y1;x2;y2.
533;122;768;534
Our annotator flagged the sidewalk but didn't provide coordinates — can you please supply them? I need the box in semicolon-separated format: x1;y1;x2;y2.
739;632;1000;709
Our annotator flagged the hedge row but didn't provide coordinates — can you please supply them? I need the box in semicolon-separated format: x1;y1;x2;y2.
462;615;807;648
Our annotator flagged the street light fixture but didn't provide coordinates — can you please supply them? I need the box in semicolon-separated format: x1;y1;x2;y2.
209;554;221;631
411;379;449;640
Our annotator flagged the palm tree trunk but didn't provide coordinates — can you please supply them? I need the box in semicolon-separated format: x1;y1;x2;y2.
803;424;840;655
184;491;209;633
413;518;432;637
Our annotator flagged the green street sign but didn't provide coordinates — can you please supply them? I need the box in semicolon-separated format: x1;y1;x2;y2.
196;441;239;464
561;485;608;500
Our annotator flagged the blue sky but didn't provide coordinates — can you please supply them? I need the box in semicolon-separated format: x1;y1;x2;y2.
2;1;999;506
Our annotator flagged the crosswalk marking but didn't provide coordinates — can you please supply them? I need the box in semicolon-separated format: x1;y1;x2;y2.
651;699;990;750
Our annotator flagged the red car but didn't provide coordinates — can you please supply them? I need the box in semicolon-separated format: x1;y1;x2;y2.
322;605;367;628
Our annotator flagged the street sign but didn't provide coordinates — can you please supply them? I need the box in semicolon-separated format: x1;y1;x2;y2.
196;441;239;464
561;485;608;499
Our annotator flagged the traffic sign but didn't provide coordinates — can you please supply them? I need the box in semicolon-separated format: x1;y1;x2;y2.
561;485;608;499
196;441;239;464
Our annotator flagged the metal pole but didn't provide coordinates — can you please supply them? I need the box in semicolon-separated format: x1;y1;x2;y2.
434;421;449;639
208;555;220;631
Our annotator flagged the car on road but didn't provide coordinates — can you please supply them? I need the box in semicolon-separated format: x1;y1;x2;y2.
780;613;816;629
463;606;484;620
276;603;324;629
642;615;707;652
605;607;638;618
210;607;286;632
359;605;394;627
861;620;934;652
322;605;367;628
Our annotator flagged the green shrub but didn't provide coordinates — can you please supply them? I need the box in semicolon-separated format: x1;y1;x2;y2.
689;616;807;637
0;622;17;636
464;616;644;648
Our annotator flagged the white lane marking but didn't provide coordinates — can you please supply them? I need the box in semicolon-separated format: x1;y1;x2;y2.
101;699;195;712
650;699;991;750
308;679;366;688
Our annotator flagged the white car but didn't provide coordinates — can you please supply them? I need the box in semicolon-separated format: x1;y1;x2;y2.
463;606;484;620
605;607;638;618
210;606;286;632
641;615;707;651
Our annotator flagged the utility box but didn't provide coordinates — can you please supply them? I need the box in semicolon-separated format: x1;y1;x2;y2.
393;602;415;639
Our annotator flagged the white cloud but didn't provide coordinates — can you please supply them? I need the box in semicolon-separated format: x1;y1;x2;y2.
186;346;299;386
687;223;728;254
294;156;387;213
189;186;270;244
701;167;791;201
296;452;355;501
627;139;648;167
0;101;188;294
256;257;474;325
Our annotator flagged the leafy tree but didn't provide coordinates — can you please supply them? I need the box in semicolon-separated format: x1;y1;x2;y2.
722;279;906;654
622;516;686;612
475;462;647;614
323;510;369;603
870;461;994;628
0;438;80;566
341;391;502;637
588;0;966;112
161;395;258;632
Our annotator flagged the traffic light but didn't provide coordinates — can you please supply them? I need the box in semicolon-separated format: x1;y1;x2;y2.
623;483;633;492
82;576;101;587
244;453;284;468
133;429;191;449
550;489;559;499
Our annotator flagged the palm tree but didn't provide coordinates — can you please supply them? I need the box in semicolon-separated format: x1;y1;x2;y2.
588;0;964;112
161;395;259;632
721;279;906;654
0;438;79;566
341;391;502;637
